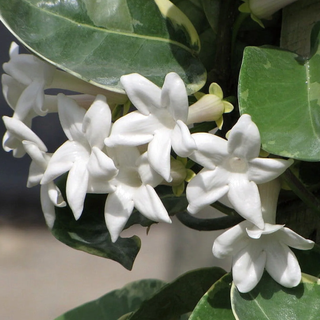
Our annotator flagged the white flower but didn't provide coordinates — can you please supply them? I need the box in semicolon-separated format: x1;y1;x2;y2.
105;146;172;242
212;179;314;293
41;94;118;220
213;221;314;293
23;141;66;229
2;42;56;120
104;72;196;182
186;114;293;228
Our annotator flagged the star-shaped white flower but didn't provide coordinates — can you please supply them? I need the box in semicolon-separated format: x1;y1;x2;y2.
104;72;196;182
186;114;293;228
3;42;56;120
41;94;118;220
105;146;172;242
213;179;314;292
213;221;314;293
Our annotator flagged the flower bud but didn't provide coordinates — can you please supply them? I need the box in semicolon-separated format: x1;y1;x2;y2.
187;83;233;129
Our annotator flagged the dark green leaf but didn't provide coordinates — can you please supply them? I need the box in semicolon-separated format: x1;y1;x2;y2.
238;25;320;160
52;192;141;271
52;177;188;270
0;0;206;94
231;272;320;320
54;279;165;320
128;267;227;320
189;273;235;320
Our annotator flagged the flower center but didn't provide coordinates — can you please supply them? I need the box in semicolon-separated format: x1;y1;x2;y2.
117;166;142;188
228;156;247;173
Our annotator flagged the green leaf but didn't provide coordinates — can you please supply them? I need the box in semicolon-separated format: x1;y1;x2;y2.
54;279;166;320
231;272;320;320
0;0;206;94
189;273;235;320
238;26;320;160
52;192;141;271
128;267;227;320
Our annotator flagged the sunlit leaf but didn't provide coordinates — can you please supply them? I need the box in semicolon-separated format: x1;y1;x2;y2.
238;24;320;160
0;0;206;94
231;272;320;320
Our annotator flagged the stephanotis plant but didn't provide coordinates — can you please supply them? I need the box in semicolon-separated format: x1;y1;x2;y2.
1;0;320;319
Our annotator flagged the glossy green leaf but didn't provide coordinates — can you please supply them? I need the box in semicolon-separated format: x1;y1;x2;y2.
0;0;206;94
54;279;166;320
128;267;227;320
238;26;320;160
231;272;320;320
189;273;235;320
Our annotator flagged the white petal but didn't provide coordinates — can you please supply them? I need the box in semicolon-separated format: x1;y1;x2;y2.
105;111;155;147
27;160;44;187
47;181;66;207
133;185;172;223
171;121;196;157
246;223;284;239
57;94;86;141
87;147;118;180
247;158;293;184
2;132;26;158
265;242;301;288
104;186;135;242
40;184;56;229
83;94;112;149
137;152;163;186
2;74;24;110
233;245;267;293
120;73;161;115
41;141;86;183
108;145;141;167
228;114;261;160
187;170;229;214
148;129;172;182
23;140;48;169
66;160;89;220
2;116;47;152
228;177;264;229
189;133;228;169
278;228;315;250
213;221;250;258
161;72;188;122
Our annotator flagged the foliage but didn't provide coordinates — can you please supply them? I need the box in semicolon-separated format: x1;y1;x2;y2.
1;0;320;319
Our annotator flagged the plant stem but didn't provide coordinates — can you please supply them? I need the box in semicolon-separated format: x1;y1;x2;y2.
175;211;243;231
210;201;238;216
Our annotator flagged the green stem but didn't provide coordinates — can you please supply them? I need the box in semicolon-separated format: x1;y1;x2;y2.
210;201;238;216
176;211;243;231
282;169;320;217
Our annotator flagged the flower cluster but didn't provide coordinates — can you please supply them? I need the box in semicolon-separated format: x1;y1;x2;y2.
1;44;313;292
